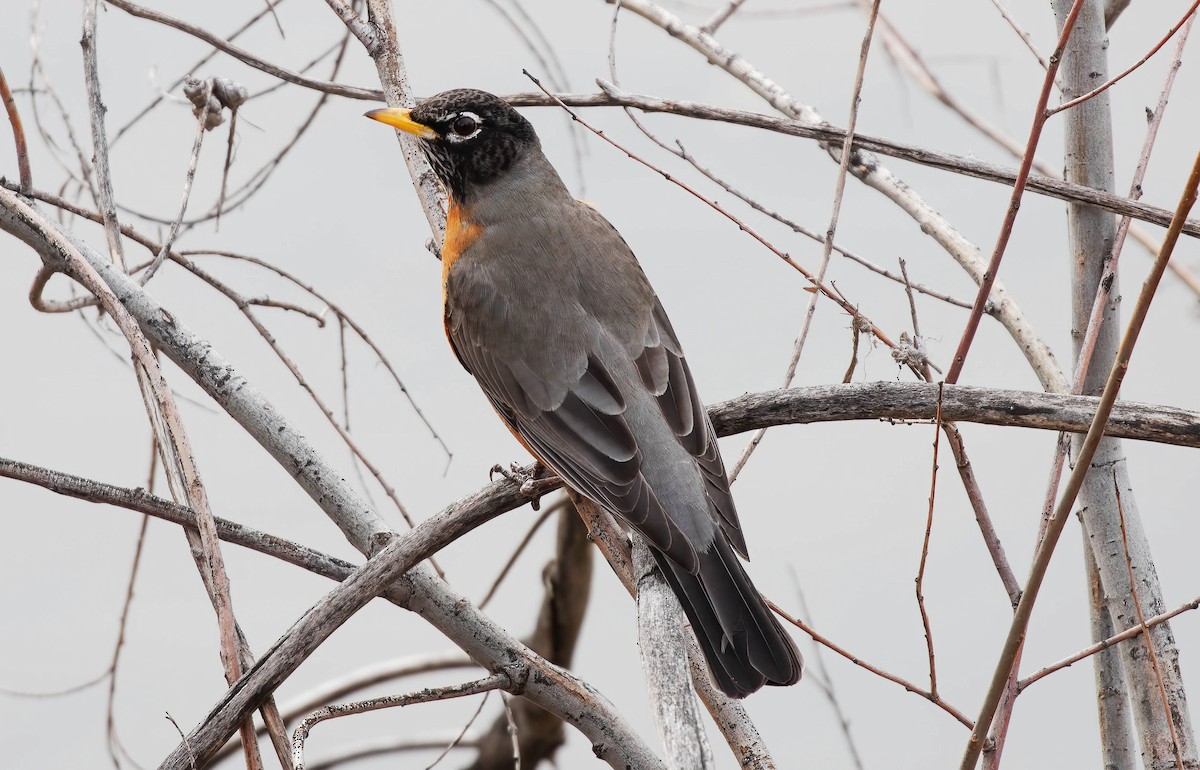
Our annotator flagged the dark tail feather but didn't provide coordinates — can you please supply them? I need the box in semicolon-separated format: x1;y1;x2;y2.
651;536;803;698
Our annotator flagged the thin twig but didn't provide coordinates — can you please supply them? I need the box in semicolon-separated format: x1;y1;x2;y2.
478;499;563;610
941;424;1021;606
0;65;32;191
162;254;429;541
769;599;973;729
917;383;943;697
105;436;156;769
138;79;210;285
702;0;750;32
1021;594;1200;689
500;692;521;768
790;575;865;769
607;0;1067;389
732;0;885;479
110;0;293;147
292;673;511;769
986;0;1052;70
10;187;453;465
673;143;974;308
28;264;99;312
1048;0;1200;116
425;691;491;770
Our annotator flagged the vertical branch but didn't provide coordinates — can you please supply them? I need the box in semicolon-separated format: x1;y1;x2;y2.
81;0;127;271
1083;534;1138;769
357;0;446;240
1052;1;1198;767
572;494;778;768
959;132;1200;770
1113;472;1185;770
633;539;715;770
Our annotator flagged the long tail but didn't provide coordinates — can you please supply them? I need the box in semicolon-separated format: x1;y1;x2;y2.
651;535;803;698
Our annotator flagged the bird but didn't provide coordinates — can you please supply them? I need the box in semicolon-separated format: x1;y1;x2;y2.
366;89;802;698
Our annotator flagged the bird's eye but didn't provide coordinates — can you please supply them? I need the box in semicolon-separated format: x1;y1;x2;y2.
450;115;479;137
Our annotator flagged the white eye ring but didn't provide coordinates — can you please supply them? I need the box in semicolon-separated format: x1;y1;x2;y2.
445;111;483;142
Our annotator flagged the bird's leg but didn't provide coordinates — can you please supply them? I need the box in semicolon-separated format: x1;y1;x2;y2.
489;461;561;510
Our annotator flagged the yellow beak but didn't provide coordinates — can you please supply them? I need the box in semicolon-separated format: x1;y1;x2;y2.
364;107;438;140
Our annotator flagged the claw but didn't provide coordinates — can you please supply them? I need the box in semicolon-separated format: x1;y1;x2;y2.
490;460;560;510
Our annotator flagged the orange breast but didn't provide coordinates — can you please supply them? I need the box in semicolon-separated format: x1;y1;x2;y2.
441;197;483;291
439;200;546;465
441;196;484;359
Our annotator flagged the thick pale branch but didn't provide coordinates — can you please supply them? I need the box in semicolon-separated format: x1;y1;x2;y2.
709;382;1200;448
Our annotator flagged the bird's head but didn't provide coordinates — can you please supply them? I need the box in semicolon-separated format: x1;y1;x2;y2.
365;89;538;203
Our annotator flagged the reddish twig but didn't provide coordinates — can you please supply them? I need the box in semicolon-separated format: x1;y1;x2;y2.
1021;594;1200;689
916;383;943;697
0;65;32;191
769;599;973;729
945;0;1087;383
1048;0;1200;116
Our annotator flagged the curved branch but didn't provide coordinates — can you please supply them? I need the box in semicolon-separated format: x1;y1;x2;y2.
708;382;1200;449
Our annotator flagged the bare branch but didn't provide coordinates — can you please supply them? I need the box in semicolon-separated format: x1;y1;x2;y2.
81;0;127;271
104;0;382;101
292;674;509;770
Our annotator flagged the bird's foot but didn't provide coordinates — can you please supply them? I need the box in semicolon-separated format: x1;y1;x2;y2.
489;461;560;510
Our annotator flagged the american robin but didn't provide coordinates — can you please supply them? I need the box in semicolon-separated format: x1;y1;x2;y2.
366;89;802;698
